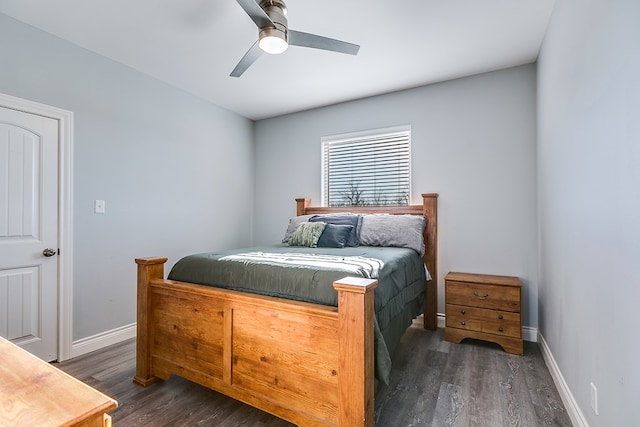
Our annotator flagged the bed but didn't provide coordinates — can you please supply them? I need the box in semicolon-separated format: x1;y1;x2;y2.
134;193;438;426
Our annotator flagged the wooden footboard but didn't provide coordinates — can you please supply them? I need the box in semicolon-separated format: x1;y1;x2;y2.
134;257;377;426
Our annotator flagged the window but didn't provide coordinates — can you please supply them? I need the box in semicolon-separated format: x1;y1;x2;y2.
322;125;411;207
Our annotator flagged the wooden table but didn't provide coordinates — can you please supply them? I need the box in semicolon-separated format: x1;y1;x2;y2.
0;337;117;426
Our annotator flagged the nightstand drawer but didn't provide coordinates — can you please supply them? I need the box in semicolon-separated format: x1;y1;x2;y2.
445;314;483;333
446;304;521;338
446;281;520;312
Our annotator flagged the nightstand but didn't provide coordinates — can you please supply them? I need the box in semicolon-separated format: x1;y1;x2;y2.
444;272;523;355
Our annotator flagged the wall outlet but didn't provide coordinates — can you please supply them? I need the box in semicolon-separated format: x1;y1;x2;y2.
590;382;599;415
95;199;106;214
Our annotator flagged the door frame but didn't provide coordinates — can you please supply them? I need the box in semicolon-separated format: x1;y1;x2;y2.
0;92;74;361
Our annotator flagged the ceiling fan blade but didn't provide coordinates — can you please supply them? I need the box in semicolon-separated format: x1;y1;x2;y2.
236;0;274;29
230;41;264;77
288;30;360;55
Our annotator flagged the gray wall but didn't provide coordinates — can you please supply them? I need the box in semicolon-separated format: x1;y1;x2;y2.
0;14;255;340
254;65;539;327
7;4;636;422
537;0;640;424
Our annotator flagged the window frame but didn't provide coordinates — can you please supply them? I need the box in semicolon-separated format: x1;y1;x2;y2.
321;125;412;207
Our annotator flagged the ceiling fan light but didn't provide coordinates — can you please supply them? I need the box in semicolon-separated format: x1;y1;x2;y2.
259;29;288;54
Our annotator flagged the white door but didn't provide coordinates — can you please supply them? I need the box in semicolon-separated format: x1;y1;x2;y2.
0;105;59;361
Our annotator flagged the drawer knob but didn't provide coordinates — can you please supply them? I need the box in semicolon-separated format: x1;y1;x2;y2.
499;327;504;332
498;314;503;320
461;321;466;326
473;290;489;300
461;309;466;315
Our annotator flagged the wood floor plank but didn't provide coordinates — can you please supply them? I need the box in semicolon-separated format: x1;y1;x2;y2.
374;349;447;426
55;319;572;426
521;342;570;426
431;382;465;426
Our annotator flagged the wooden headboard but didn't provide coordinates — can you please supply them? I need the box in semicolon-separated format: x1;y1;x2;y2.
295;193;439;330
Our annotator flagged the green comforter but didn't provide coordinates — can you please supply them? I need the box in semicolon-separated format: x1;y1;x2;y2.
168;244;427;385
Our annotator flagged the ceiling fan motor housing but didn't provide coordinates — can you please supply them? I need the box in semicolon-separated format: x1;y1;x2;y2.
259;0;288;45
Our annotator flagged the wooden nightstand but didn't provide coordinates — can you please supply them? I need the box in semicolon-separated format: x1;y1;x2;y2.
444;272;523;355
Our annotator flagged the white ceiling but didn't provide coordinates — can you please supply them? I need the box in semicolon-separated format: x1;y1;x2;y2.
0;0;555;120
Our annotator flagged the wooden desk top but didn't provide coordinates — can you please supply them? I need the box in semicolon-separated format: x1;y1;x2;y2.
0;337;117;426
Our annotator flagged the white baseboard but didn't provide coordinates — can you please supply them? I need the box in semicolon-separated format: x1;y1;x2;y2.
522;325;538;342
538;331;589;427
437;312;446;329
70;323;136;359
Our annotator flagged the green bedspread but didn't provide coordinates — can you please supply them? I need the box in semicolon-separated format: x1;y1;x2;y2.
167;244;427;385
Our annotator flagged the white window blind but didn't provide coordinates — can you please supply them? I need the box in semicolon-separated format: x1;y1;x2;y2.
322;126;411;207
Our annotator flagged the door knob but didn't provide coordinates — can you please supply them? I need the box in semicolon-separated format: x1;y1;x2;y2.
43;248;57;257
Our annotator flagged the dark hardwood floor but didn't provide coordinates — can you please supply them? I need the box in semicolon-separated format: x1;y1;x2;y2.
55;319;571;426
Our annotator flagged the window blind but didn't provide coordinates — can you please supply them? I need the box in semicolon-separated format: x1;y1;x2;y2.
322;127;411;207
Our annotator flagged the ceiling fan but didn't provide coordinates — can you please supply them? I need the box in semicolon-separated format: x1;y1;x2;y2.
231;0;360;77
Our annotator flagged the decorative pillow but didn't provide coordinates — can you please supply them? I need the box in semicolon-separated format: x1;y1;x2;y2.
359;214;426;256
309;214;361;247
282;214;314;243
317;224;354;248
287;222;326;247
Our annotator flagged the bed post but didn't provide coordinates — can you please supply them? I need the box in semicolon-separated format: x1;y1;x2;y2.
133;257;168;387
295;197;311;216
334;277;378;427
422;193;439;330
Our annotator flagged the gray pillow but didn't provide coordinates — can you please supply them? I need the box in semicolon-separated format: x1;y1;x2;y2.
309;214;361;247
282;214;314;243
359;214;426;256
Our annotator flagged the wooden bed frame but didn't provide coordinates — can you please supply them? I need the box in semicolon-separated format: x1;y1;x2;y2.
134;193;438;426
